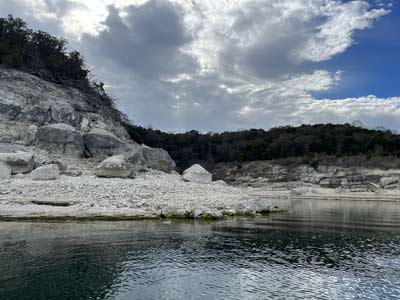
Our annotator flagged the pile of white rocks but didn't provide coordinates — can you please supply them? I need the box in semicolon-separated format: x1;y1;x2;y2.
0;147;227;187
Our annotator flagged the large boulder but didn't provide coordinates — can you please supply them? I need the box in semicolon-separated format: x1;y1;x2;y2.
83;128;129;158
0;161;11;179
95;155;133;178
183;164;212;184
142;146;175;173
120;145;145;165
30;164;60;180
36;123;84;156
0;152;34;174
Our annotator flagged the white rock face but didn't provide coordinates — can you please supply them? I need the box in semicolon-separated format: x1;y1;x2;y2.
0;67;133;153
95;156;133;178
183;164;212;184
0;152;34;174
0;161;11;179
30;164;60;181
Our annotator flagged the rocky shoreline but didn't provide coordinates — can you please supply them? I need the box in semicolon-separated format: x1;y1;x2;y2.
0;170;281;221
1;67;400;222
2;173;400;221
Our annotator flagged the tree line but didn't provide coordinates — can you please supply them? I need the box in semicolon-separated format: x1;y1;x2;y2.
123;122;400;170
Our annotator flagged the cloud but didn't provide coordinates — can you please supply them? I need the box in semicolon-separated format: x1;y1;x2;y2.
82;0;197;78
295;1;389;62
1;0;399;132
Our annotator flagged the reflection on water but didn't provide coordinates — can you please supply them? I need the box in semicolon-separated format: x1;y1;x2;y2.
1;199;400;300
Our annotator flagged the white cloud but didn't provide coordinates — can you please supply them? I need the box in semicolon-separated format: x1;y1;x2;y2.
295;1;389;62
1;0;399;132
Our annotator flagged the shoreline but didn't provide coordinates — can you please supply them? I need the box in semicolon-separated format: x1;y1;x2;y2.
1;171;400;221
0;171;280;221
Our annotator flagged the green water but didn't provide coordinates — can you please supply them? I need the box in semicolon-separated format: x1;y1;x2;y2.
1;199;400;300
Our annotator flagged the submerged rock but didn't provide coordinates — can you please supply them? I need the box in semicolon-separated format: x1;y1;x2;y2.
95;155;133;178
142;146;175;173
0;161;11;179
183;164;212;184
30;164;60;180
0;152;34;174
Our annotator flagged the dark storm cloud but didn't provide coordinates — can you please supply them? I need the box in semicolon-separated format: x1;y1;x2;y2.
83;0;197;78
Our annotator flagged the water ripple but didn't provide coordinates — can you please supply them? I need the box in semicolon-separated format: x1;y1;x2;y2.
0;200;400;300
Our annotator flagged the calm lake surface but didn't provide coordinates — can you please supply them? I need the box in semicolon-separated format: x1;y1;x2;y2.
1;199;400;300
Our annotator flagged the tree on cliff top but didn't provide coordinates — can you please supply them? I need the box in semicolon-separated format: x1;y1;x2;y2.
0;15;122;120
0;15;88;83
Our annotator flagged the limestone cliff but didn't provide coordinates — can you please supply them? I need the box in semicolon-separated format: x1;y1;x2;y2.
0;66;175;175
211;161;400;192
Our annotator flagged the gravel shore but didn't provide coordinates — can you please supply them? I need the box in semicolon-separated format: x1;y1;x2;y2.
3;169;399;221
0;171;276;220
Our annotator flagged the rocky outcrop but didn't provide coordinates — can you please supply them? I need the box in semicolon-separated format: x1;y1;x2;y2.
183;164;212;184
212;161;400;192
0;161;11;179
0;152;34;174
0;67;133;153
95;155;133;178
0;67;176;174
30;164;60;180
380;177;399;188
142;146;175;173
36;123;84;157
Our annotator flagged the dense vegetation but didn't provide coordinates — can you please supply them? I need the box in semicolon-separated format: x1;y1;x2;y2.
123;123;400;170
0;15;121;120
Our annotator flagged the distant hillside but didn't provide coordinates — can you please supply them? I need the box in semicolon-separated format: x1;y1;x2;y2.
123;123;400;170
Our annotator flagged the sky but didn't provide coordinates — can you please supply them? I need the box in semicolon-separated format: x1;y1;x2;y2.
1;0;400;132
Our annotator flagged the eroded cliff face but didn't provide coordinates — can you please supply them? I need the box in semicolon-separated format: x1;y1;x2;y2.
0;67;175;174
0;67;128;148
211;161;400;192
